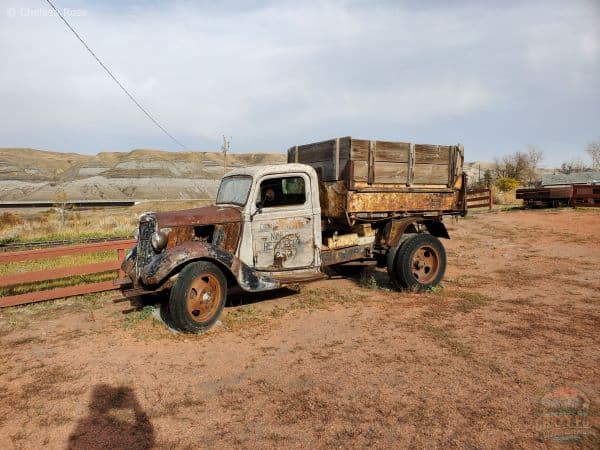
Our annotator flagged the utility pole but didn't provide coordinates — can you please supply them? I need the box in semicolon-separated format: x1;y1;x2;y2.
221;134;231;175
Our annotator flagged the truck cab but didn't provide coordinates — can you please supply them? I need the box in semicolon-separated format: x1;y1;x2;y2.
221;164;323;277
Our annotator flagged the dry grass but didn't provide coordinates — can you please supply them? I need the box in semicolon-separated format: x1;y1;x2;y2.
0;200;212;244
0;291;112;336
420;324;472;357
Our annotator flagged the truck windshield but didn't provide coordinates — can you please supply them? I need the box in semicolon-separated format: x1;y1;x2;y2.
216;176;253;206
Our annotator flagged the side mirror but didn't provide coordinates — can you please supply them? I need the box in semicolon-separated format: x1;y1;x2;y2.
250;205;263;220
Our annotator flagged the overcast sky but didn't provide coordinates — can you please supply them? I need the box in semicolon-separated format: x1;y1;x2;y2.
0;0;598;165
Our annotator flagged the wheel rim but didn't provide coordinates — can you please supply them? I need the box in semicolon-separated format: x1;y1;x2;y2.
186;273;222;323
411;245;440;284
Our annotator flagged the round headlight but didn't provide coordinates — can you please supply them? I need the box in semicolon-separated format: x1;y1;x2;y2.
151;230;168;251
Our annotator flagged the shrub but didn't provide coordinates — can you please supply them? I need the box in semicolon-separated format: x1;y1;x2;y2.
496;177;520;192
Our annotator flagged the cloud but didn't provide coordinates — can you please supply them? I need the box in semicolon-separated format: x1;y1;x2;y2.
0;0;598;164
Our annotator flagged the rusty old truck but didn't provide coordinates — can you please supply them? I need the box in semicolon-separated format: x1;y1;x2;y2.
120;137;467;332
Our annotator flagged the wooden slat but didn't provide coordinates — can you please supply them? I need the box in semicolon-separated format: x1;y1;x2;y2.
414;144;451;164
467;195;491;202
373;162;409;183
353;161;369;182
0;239;136;264
287;146;298;163
0;260;120;287
368;141;375;184
338;136;351;161
0;280;118;308
374;141;410;162
350;139;370;161
296;139;336;163
413;164;450;185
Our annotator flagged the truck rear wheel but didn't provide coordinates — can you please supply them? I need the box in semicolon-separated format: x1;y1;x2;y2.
392;233;446;291
169;261;227;333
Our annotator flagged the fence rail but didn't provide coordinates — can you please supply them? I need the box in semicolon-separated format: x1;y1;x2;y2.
0;239;136;308
466;188;493;210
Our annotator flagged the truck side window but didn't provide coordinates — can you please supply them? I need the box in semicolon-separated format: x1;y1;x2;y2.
257;176;306;208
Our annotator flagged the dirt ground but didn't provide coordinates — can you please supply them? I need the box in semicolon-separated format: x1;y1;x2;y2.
0;208;598;449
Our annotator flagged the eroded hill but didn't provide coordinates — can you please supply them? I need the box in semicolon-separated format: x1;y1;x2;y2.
0;148;286;201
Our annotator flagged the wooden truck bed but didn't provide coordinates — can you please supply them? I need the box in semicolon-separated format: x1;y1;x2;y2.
288;137;466;221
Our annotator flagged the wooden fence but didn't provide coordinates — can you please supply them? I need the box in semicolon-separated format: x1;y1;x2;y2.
0;239;136;308
466;188;493;210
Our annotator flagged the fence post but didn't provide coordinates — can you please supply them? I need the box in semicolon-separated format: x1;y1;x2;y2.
117;248;126;278
488;188;493;210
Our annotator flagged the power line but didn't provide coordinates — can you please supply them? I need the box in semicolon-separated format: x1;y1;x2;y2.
44;0;188;150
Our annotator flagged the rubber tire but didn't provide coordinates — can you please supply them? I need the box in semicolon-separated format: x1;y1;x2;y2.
169;261;227;333
393;233;446;291
385;235;412;284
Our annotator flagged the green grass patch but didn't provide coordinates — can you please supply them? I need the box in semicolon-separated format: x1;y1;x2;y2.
122;305;155;329
0;230;132;246
0;271;116;297
0;251;117;276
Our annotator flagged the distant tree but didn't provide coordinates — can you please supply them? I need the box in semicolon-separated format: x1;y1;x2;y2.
494;146;544;186
558;159;590;174
586;140;600;169
483;169;492;188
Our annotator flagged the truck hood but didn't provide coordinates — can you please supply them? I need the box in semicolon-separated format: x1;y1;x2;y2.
153;205;241;227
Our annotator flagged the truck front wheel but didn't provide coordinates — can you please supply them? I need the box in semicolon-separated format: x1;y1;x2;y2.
169;261;227;333
392;233;446;291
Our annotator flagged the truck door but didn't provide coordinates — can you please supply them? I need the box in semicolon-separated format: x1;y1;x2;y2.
251;173;316;270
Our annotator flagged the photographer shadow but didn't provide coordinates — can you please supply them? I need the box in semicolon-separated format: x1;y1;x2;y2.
68;384;155;450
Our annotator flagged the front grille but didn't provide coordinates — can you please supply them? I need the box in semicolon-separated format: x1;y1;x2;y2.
136;214;156;280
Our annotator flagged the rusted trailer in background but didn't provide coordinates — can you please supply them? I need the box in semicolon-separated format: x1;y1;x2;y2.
516;184;600;208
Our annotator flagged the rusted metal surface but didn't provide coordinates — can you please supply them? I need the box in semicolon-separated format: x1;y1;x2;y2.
321;244;371;267
380;218;418;248
130;240;279;292
0;239;135;308
516;186;573;207
153;205;241;226
214;222;241;252
572;185;600;207
264;268;326;284
346;191;457;214
186;272;222;323
319;181;347;218
251;216;315;270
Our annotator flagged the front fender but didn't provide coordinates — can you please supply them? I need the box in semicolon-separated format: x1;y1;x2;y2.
140;241;279;292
